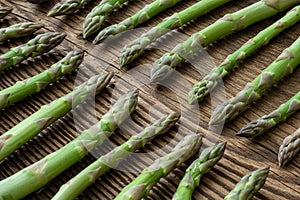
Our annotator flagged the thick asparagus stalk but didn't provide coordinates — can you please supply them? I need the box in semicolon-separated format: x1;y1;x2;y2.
237;90;300;137
48;0;93;17
150;0;300;82
120;0;232;67
0;22;43;42
224;167;269;200
53;113;180;200
0;50;83;110
0;73;113;161
0;32;66;73
172;142;226;200
114;134;202;200
0;90;138;199
188;6;300;104
210;36;300;125
83;0;131;38
0;7;12;19
93;0;183;44
278;128;300;167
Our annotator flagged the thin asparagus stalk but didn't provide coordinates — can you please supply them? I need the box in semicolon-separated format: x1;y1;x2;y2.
0;50;84;110
224;167;269;200
150;0;300;83
93;0;183;44
114;134;202;200
0;73;114;161
0;32;66;73
53;113;180;200
0;90;138;199
83;0;131;38
120;0;233;67
48;0;93;17
237;90;300;138
188;5;300;104
0;22;43;42
0;7;12;19
210;36;300;125
278;128;300;167
172;142;226;200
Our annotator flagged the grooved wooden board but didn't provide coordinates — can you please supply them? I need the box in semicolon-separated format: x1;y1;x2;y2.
0;0;300;199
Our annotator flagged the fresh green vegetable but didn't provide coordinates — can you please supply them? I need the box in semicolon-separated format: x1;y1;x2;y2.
53;113;180;200
188;5;300;104
0;32;66;72
172;142;226;200
210;36;300;125
0;22;42;42
93;0;183;44
83;0;130;38
224;167;269;200
48;0;93;17
0;50;84;110
237;90;300;137
114;134;202;200
120;0;233;67
150;0;300;82
278;128;300;167
0;73;114;161
0;89;138;199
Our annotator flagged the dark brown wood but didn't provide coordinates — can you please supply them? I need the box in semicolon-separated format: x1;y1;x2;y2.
0;0;299;199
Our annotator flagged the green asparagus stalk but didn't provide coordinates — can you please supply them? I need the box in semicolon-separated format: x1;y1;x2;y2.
0;32;66;73
237;90;300;138
114;134;202;200
93;0;183;44
120;0;233;67
48;0;93;17
172;142;226;200
0;73;114;161
53;113;180;200
0;50;83;110
0;7;12;19
224;167;269;200
210;36;300;125
0;90;138;199
188;5;300;105
278;128;300;167
150;0;300;83
0;22;43;42
83;0;131;38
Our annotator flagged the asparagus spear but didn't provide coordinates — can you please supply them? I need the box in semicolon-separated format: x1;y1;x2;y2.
0;32;66;73
0;7;12;19
0;90;138;199
93;0;183;44
0;22;43;42
48;0;93;17
120;0;232;67
224;167;269;200
278;128;300;167
188;5;300;104
150;0;300;83
0;50;84;110
210;36;300;125
114;134;202;200
83;0;131;38
53;113;180;200
237;91;300;138
172;142;226;200
0;73;113;161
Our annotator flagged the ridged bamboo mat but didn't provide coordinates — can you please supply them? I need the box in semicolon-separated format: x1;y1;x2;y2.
0;0;300;199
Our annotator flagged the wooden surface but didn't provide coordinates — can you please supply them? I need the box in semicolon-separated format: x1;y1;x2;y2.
0;0;300;199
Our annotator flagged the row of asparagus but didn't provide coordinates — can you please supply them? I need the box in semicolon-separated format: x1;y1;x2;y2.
0;77;269;199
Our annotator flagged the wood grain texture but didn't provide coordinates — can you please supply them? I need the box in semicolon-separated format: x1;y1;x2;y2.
0;0;299;199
